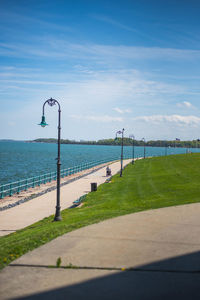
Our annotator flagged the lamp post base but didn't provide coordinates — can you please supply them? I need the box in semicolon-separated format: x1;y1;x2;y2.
54;206;62;221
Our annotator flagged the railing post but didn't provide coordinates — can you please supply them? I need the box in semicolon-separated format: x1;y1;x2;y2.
9;183;13;197
17;181;20;194
0;185;4;199
38;176;40;186
25;179;28;190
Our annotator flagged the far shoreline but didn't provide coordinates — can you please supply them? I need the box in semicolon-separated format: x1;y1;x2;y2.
1;138;200;148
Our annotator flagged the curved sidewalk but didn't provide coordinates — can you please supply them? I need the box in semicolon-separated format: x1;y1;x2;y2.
0;159;131;236
1;202;200;299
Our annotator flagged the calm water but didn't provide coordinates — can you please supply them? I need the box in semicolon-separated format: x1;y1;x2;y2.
0;141;198;185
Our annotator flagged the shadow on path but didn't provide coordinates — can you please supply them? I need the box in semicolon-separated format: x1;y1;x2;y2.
13;250;200;300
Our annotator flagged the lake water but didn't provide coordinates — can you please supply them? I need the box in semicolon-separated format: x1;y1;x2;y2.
0;141;198;185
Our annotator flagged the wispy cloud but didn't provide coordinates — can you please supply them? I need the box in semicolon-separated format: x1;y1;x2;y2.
133;114;200;126
113;107;131;114
1;39;200;63
0;68;189;110
91;14;138;33
0;79;67;86
70;114;123;123
0;10;73;33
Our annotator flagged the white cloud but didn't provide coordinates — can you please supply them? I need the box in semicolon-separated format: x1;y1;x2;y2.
177;101;193;108
8;121;15;127
133;115;200;126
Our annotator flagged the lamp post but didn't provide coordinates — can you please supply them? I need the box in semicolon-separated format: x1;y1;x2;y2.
129;134;135;164
116;128;125;177
38;98;62;221
142;137;146;159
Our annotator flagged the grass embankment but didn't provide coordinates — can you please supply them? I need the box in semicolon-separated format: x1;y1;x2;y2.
1;153;200;270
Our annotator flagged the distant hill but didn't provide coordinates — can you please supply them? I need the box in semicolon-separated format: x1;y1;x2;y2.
0;139;23;142
0;139;26;142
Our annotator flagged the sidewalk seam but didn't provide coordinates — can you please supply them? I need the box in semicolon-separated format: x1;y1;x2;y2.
9;264;200;275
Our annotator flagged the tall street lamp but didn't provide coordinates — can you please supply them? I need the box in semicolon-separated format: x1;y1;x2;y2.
115;128;125;177
142;137;146;159
38;98;62;221
129;134;135;164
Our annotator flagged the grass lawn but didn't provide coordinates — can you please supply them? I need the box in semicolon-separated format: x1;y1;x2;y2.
1;153;200;270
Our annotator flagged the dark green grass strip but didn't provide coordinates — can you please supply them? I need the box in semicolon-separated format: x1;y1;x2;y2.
1;153;200;270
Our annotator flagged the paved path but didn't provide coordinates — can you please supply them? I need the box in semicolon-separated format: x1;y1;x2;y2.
0;159;131;236
1;202;200;299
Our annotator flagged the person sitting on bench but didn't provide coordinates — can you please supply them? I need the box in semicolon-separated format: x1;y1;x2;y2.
106;165;111;176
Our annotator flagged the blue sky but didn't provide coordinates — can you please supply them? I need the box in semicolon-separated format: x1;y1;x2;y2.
1;0;200;141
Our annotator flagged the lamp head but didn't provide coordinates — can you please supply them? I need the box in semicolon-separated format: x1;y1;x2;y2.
38;115;48;127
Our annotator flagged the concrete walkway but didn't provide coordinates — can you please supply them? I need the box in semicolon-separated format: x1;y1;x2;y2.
0;159;131;236
1;202;200;299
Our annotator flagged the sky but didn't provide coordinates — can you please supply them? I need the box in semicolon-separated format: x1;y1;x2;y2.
1;0;200;141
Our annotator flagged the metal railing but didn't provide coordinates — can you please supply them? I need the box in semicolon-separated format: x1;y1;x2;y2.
0;155;132;199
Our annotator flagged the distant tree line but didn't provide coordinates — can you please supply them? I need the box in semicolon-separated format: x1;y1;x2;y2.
32;138;200;148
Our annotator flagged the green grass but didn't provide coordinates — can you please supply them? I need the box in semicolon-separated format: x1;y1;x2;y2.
1;153;200;270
